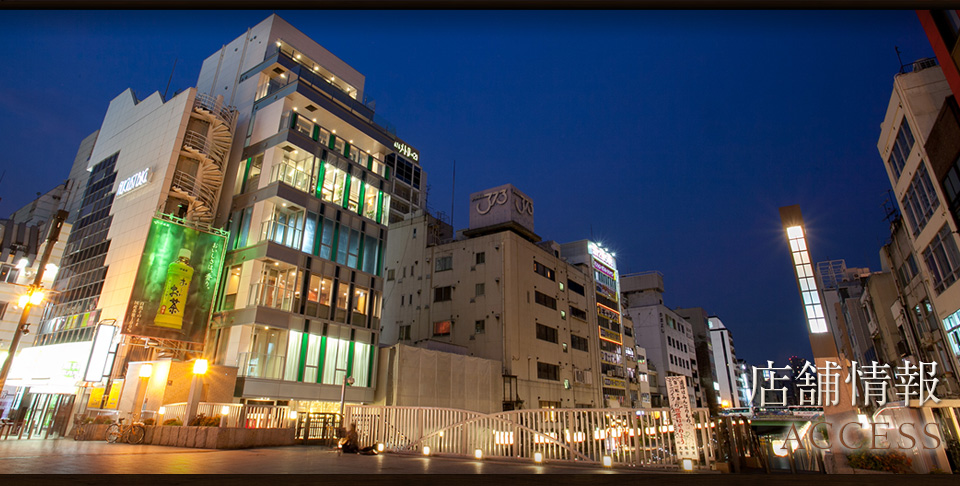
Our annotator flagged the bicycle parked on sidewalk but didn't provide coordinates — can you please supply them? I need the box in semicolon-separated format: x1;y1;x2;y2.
73;414;88;441
105;417;145;445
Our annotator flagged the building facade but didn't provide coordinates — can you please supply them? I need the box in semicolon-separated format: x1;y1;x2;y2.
621;272;700;408
381;185;611;410
877;60;960;382
707;316;740;409
200;15;425;412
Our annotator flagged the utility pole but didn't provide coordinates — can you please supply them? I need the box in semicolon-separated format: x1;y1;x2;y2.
0;209;68;393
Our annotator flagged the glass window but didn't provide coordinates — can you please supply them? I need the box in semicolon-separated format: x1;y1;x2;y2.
475;283;485;297
435;255;453;272
284;330;301;381
433;320;451;336
347;175;361;213
347;229;361;269
475;319;485;334
434;286;452;302
353;287;368;314
352;340;372;387
363;182;379;220
321;164;347;205
476;252;485;265
318;277;333;306
336;282;350;310
308;275;321;302
303;333;322;383
362;235;378;274
336;227;349;265
319;218;335;259
302;212;317;253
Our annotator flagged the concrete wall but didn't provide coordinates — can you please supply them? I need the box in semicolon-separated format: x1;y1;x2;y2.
376;344;501;414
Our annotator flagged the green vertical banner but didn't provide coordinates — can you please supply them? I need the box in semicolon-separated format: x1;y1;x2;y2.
312;125;320;141
366;154;373;171
328;134;337;150
343;142;351;157
123;217;226;344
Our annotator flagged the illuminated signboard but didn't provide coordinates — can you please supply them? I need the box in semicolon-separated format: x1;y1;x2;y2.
599;326;622;344
603;376;627;388
84;323;119;382
588;241;616;268
7;341;94;392
393;140;419;161
123;217;226;344
117;167;151;197
597;303;620;321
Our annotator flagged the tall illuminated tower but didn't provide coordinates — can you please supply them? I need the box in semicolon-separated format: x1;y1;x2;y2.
779;205;854;416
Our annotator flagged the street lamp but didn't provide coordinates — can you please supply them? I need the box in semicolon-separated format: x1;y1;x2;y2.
336;368;354;422
0;210;68;395
134;363;153;421
186;359;208;425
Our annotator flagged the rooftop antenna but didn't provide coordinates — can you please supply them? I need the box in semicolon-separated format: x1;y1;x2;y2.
896;46;905;74
163;58;178;101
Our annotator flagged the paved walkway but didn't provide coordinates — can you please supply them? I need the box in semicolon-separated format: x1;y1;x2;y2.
0;439;657;474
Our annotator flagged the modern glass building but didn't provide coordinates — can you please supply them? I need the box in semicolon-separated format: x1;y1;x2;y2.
203;15;424;411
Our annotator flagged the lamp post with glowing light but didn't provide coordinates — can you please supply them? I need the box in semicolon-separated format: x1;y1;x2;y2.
336;368;354;423
186;359;208;425
133;363;153;421
0;209;67;393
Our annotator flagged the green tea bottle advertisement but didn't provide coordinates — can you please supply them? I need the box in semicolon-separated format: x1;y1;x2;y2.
155;248;194;329
123;217;225;343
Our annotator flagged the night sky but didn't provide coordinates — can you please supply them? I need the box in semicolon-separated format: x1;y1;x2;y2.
0;11;936;367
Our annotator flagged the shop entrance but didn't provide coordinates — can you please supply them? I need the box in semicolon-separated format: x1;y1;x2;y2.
8;392;75;439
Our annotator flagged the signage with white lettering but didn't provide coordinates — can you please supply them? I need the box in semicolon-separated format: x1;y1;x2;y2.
588;241;616;268
393;141;419;161
117;168;151;196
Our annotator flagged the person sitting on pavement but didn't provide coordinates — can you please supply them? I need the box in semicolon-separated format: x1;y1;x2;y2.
339;423;377;455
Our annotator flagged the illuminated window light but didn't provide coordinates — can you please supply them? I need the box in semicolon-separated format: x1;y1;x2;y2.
786;226;803;239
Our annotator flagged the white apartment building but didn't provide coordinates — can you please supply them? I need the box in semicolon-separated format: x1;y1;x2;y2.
877;59;960;377
707;316;739;409
621;272;700;408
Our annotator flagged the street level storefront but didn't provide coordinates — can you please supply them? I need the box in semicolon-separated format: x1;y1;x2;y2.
3;341;94;437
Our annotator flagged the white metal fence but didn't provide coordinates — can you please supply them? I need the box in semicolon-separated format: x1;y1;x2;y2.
345;406;717;469
154;402;293;428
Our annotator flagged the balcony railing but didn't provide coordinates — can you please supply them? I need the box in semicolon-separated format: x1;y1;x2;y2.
260;219;302;250
269;160;314;193
237;352;287;381
248;282;298;312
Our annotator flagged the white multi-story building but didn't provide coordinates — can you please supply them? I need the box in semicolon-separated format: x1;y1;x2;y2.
707;316;739;409
621;272;700;408
877;59;960;379
204;15;424;412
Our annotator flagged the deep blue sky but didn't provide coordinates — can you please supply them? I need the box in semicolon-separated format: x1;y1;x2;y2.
0;11;935;367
